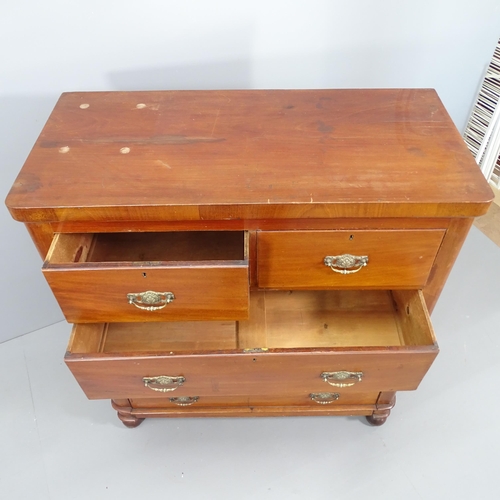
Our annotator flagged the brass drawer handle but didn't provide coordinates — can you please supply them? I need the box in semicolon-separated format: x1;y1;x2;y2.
324;254;368;274
321;371;363;387
169;396;199;406
310;392;340;404
143;375;185;392
127;291;175;311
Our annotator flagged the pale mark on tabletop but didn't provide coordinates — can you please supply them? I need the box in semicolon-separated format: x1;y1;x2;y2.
120;147;131;154
211;109;221;137
79;103;90;109
136;103;147;109
59;146;70;153
155;160;172;169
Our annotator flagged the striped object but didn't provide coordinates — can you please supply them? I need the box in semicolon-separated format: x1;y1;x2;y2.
463;39;500;187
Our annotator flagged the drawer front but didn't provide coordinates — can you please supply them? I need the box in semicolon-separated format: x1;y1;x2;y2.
257;230;445;289
43;232;249;322
66;342;437;400
65;290;438;400
129;393;379;409
44;266;248;322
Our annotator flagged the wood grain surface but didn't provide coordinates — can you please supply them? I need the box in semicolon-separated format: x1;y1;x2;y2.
128;393;379;408
65;290;438;399
6;89;493;424
66;347;437;400
422;218;474;312
6;89;493;222
43;231;249;322
116;400;380;419
257;229;445;289
44;264;249;322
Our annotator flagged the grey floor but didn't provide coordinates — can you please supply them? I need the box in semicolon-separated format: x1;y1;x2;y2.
1;226;500;500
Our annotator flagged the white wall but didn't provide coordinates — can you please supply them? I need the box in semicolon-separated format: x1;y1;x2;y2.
1;0;499;342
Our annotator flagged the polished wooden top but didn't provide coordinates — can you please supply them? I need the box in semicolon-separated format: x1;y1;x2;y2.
6;89;493;222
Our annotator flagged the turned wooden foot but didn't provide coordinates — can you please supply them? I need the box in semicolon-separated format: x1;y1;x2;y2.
366;413;388;426
366;391;396;426
111;399;144;428
117;412;145;428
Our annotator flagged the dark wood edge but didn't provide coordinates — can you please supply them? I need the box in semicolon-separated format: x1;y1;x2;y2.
127;403;377;418
110;397;396;421
65;343;439;361
25;223;54;259
376;391;396;409
423;218;474;313
50;218;454;233
9;201;492;223
42;259;249;271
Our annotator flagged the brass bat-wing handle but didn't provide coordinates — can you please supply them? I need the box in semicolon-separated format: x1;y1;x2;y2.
143;375;185;392
169;396;199;406
324;254;368;274
321;371;363;387
127;291;175;311
309;392;340;404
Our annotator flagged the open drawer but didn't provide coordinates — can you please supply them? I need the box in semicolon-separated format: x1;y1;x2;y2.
43;231;249;322
65;289;439;400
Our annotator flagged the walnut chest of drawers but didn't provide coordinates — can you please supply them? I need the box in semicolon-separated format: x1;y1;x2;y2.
6;89;493;427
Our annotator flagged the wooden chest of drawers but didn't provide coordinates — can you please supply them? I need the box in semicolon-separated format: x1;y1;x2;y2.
6;89;493;427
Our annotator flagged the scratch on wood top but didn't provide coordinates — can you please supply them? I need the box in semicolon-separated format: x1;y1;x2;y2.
211;109;221;137
40;135;226;147
154;159;171;169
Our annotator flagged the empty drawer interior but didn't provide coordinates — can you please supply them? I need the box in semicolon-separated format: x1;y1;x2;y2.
68;290;436;354
239;290;434;349
47;231;247;264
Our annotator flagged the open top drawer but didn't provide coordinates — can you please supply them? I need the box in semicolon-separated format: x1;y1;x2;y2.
43;231;249;322
65;289;439;400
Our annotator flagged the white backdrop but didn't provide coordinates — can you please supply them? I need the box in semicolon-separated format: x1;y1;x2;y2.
1;0;499;342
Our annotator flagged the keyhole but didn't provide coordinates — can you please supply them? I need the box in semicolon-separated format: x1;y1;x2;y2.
349;235;354;241
142;272;147;278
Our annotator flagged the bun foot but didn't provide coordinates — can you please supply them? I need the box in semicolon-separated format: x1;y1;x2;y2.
366;414;388;426
111;399;144;428
118;413;145;428
366;392;395;426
